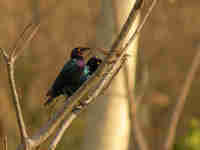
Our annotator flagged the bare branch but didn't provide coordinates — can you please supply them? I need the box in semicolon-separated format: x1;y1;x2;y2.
49;112;77;150
4;25;41;144
0;18;40;150
6;62;28;142
28;45;128;148
124;64;149;150
124;0;158;51
47;55;127;150
0;48;9;62
110;0;144;52
10;23;33;57
10;0;62;61
12;23;40;62
163;47;200;150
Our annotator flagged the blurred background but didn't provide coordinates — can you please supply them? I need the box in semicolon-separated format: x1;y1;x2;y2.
0;0;200;150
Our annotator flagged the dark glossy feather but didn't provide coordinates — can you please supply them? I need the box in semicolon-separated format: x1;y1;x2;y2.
44;55;102;106
44;58;85;106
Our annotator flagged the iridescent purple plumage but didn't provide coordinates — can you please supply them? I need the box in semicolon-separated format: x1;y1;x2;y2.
44;47;90;106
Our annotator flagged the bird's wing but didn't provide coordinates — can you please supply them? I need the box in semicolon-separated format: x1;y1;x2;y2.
79;66;90;84
47;59;79;96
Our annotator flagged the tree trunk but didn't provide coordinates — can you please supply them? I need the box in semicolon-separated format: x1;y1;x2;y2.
83;0;139;150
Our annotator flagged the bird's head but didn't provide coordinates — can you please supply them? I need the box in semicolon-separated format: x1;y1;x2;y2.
71;47;90;59
87;56;102;75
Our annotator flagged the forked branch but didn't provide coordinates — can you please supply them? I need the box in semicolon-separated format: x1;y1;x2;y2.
0;19;40;149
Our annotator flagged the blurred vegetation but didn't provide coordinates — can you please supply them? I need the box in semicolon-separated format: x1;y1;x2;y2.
0;0;199;149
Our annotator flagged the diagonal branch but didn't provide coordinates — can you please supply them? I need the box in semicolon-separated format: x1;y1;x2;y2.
48;55;128;150
48;112;77;150
163;47;200;150
124;0;158;51
110;0;144;52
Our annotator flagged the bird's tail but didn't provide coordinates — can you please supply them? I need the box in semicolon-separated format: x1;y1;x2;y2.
44;96;54;106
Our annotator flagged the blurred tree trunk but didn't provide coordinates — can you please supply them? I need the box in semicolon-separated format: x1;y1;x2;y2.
83;0;139;150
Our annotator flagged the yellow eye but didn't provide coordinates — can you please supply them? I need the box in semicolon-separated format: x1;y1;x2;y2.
97;62;100;65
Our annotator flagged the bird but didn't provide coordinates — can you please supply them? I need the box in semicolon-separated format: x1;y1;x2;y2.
79;56;102;85
61;56;102;102
44;47;90;106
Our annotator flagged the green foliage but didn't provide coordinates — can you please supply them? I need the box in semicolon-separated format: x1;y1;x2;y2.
175;118;200;150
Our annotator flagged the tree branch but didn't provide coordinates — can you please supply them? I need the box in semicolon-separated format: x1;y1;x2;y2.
1;46;29;145
0;48;9;62
122;0;158;149
110;0;144;52
163;47;200;150
7;61;29;142
48;111;78;150
47;55;127;149
1;13;40;150
124;64;150;150
124;0;158;51
10;23;33;57
12;23;40;61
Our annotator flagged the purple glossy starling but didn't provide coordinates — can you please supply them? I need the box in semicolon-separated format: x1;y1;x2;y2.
44;47;90;106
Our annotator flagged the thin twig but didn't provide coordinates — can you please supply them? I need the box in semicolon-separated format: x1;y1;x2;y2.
124;64;149;150
49;112;77;150
10;0;62;59
163;47;200;150
0;48;9;61
10;23;33;57
7;62;28;142
12;23;40;61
